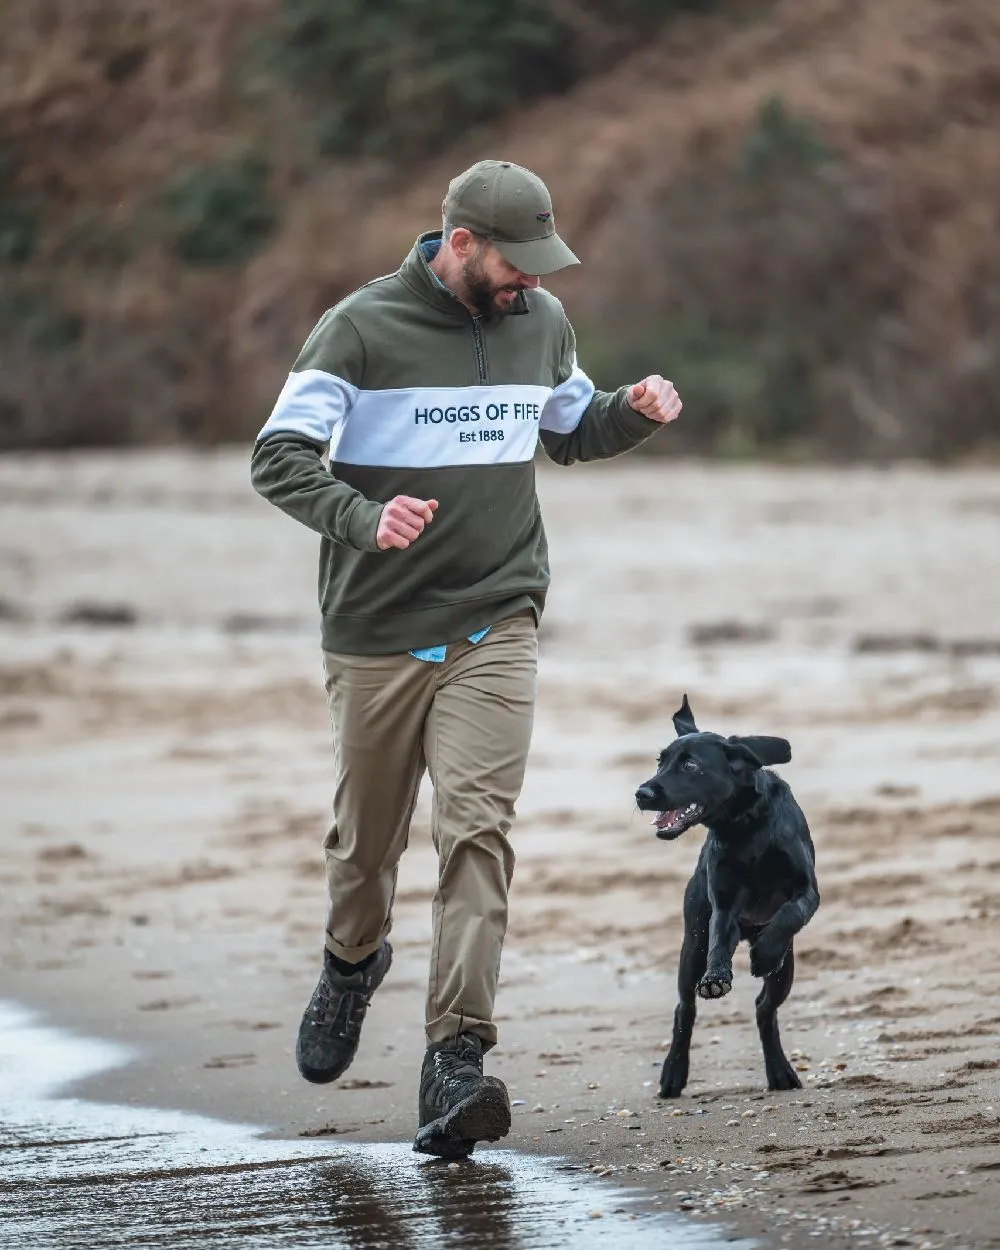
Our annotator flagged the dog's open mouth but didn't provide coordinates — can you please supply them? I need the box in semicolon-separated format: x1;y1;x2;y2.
652;803;705;839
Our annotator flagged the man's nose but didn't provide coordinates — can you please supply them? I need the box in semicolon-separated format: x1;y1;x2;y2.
635;782;660;806
518;273;541;290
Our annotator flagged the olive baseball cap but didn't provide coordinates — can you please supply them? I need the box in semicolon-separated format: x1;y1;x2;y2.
443;159;580;275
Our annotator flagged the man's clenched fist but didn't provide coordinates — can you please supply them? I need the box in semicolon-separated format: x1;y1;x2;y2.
376;496;439;551
627;375;682;424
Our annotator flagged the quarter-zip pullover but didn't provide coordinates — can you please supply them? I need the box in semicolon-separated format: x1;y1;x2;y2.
250;231;660;654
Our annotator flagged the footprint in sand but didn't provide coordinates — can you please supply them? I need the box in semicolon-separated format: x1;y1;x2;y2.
203;1054;257;1069
137;997;200;1012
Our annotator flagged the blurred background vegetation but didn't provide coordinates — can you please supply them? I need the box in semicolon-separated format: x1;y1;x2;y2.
1;0;998;459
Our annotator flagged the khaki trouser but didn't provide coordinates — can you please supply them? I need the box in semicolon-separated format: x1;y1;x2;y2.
321;612;537;1049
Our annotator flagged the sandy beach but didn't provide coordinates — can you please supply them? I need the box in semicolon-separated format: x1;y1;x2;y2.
2;451;999;1249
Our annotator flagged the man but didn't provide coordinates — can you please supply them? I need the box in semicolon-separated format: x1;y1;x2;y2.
251;159;681;1159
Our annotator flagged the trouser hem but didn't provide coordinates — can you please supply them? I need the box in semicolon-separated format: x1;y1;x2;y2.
324;932;387;964
426;1010;497;1051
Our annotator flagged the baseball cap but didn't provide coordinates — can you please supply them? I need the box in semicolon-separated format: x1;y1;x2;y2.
442;160;580;276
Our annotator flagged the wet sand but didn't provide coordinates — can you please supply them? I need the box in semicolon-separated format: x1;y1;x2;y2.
2;451;999;1249
2;1002;704;1249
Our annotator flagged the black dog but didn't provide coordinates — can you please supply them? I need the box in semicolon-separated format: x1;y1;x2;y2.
634;695;819;1097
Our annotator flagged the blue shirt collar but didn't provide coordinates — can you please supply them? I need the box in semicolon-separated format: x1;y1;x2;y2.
419;237;449;290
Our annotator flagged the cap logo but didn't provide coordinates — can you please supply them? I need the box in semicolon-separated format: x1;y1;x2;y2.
536;211;551;222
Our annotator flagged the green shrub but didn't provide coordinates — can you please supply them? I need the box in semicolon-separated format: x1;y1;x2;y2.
164;151;277;266
0;201;36;263
0;284;82;351
578;98;865;456
581;313;815;455
738;94;836;182
0;149;38;264
274;0;711;161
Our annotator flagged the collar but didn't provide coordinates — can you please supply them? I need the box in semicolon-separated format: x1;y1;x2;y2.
419;236;449;289
399;231;472;321
399;231;532;320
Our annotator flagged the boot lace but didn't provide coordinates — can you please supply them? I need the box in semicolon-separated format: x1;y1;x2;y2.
432;1037;482;1089
307;971;374;1038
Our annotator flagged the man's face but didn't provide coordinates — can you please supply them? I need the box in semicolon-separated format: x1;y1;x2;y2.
461;241;540;321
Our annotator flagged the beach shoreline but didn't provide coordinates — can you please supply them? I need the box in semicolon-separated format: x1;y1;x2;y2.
3;451;999;1248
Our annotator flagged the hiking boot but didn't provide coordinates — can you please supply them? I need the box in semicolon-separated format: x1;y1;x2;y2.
412;1032;511;1159
295;942;392;1084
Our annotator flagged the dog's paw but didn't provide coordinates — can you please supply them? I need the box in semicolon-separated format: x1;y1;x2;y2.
766;1056;803;1092
697;972;732;1000
749;937;788;979
658;1052;689;1099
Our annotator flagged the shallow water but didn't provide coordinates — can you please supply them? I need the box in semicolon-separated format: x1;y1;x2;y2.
0;1003;753;1248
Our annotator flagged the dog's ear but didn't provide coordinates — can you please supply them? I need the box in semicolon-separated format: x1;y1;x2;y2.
724;738;765;774
672;693;698;737
728;734;792;767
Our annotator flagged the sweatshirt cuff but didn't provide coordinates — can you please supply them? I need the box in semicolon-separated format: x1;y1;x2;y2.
344;498;385;552
615;387;664;443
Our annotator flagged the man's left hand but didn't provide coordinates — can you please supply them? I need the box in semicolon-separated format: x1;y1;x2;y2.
627;375;682;424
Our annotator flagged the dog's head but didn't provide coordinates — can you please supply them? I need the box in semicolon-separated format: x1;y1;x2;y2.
634;694;791;840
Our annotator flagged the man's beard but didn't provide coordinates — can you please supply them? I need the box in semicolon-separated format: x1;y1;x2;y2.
461;252;525;322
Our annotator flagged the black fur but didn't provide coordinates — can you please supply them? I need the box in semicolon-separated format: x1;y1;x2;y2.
634;694;819;1097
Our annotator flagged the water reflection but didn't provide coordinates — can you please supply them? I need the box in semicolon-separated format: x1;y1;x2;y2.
0;1003;752;1249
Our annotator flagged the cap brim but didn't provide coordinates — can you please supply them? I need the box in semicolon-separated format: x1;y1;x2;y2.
494;231;580;276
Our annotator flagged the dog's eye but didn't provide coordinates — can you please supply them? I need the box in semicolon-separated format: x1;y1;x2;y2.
681;759;700;773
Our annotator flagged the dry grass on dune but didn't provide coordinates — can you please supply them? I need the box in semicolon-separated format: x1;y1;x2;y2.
2;0;999;453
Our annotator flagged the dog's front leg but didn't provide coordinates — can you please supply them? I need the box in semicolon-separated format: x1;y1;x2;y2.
661;877;711;1097
749;885;820;979
698;903;741;999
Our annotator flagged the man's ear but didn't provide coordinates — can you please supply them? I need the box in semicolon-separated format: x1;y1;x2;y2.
672;693;698;738
728;734;791;767
447;226;477;259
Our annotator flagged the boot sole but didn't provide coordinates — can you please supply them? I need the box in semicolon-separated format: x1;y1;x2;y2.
412;1077;511;1160
295;944;392;1084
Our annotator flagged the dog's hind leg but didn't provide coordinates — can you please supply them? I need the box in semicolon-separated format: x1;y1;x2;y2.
755;942;801;1092
659;889;709;1099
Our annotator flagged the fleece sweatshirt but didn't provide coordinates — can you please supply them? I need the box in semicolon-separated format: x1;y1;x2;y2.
250;231;660;654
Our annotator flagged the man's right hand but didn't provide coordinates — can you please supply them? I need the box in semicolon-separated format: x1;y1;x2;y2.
376;496;439;551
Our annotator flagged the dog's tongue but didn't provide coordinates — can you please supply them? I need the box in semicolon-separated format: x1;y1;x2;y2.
653;808;683;830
